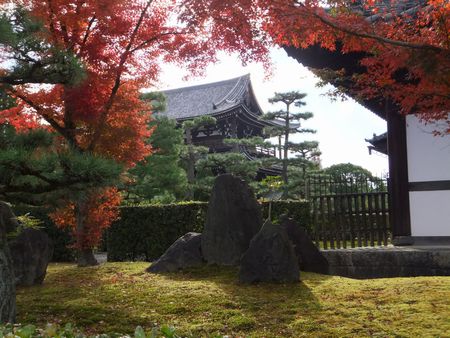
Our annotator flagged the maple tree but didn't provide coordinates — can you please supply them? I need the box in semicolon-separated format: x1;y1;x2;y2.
2;0;446;265
0;0;274;265
183;0;449;132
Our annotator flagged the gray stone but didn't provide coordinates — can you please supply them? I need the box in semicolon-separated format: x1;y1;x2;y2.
9;228;53;286
280;216;329;274
147;232;203;273
202;174;262;266
0;201;17;323
239;220;300;284
322;246;450;278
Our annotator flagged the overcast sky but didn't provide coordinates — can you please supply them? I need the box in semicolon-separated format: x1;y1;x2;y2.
155;48;389;176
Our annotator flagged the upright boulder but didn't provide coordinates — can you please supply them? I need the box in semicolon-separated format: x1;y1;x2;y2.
239;220;300;284
280;216;329;274
202;174;262;266
9;228;53;286
147;232;203;273
0;202;17;323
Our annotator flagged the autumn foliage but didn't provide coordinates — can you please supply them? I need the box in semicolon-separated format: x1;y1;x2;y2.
0;0;272;255
183;0;449;130
1;0;448;255
49;187;121;250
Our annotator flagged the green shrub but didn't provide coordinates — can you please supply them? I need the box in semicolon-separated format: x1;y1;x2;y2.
0;323;199;338
12;205;75;262
107;200;311;262
261;200;312;231
107;202;208;261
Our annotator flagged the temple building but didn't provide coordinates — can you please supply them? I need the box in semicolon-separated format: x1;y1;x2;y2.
162;74;292;176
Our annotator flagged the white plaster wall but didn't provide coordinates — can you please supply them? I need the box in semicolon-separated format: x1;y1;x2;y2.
406;115;450;237
409;191;450;236
406;115;450;182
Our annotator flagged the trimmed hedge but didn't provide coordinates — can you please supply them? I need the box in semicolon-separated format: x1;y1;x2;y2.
107;200;311;262
107;202;208;262
9;200;311;263
12;205;76;262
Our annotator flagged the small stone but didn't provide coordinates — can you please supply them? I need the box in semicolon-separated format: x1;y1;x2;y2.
239;220;300;284
147;232;203;273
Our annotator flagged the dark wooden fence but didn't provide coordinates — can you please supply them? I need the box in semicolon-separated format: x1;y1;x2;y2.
306;176;390;249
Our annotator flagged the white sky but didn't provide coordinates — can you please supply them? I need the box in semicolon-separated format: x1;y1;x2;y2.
155;47;389;176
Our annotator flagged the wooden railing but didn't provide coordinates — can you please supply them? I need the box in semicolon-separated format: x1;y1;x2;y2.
254;145;276;157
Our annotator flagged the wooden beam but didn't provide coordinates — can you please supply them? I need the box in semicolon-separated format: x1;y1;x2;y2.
386;104;411;240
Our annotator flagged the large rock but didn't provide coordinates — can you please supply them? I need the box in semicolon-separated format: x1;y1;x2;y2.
280;216;329;274
0;202;17;323
9;228;53;286
202;174;262;266
147;232;203;273
239;220;300;283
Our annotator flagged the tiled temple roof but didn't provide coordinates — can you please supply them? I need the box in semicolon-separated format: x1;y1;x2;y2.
161;74;299;128
162;74;258;121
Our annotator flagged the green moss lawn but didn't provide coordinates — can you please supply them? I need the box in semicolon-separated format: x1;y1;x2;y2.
16;263;450;337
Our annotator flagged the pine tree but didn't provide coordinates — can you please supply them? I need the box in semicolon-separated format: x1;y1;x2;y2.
126;115;187;203
0;126;122;206
123;92;187;203
262;91;320;198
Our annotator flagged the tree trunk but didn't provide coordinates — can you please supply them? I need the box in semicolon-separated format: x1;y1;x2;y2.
77;248;98;267
282;105;290;198
75;199;98;267
185;127;195;200
0;202;16;324
278;135;282;159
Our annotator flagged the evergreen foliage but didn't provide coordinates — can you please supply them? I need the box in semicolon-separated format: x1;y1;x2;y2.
321;163;387;194
322;163;376;181
262;91;321;198
107;200;310;261
0;125;123;206
0;9;85;86
107;202;208;261
126;116;187;203
181;116;216;200
194;152;260;200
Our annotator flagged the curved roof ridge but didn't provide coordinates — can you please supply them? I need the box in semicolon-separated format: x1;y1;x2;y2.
214;74;250;108
163;74;247;95
161;74;257;120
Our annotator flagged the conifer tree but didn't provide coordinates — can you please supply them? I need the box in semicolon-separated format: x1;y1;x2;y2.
0;126;122;206
126;115;187;203
262;91;320;198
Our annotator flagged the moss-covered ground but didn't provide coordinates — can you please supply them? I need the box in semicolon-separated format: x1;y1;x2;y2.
16;263;450;337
